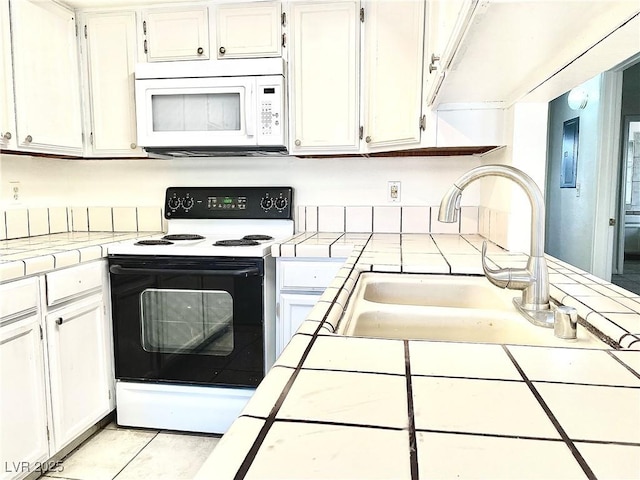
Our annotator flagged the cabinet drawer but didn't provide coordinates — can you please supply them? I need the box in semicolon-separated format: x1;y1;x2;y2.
279;260;343;291
46;261;103;307
0;276;39;322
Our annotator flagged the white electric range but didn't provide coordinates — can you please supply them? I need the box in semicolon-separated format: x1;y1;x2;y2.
108;186;293;434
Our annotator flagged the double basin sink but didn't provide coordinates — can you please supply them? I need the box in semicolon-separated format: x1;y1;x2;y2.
336;273;606;348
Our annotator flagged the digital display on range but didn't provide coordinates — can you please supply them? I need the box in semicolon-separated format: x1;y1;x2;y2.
207;196;247;210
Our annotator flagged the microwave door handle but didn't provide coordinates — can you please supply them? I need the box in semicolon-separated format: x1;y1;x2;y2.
245;83;255;138
109;265;261;277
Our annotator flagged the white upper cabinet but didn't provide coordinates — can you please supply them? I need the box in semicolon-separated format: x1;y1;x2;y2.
362;0;425;151
288;1;360;154
142;6;209;62
423;0;476;107
0;0;16;151
10;0;83;155
427;0;640;107
83;11;144;157
215;1;282;59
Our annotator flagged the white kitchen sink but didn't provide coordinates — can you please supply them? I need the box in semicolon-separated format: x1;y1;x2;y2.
336;273;607;348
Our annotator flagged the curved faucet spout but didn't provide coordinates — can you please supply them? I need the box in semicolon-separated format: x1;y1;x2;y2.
438;164;552;326
439;164;546;258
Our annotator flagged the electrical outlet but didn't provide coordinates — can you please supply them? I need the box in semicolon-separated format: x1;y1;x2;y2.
388;181;401;202
9;181;20;204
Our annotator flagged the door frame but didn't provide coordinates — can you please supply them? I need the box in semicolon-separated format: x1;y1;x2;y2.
615;114;640;274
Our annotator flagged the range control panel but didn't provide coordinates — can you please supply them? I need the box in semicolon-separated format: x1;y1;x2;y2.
164;187;293;220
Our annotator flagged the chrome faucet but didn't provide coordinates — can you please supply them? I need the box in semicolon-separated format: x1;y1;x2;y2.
438;164;555;328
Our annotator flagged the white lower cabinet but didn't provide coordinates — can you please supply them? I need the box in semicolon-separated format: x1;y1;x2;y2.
276;258;344;357
45;295;111;452
0;261;113;480
0;280;49;480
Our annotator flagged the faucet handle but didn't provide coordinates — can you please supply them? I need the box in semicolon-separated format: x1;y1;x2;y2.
481;241;533;290
481;241;510;288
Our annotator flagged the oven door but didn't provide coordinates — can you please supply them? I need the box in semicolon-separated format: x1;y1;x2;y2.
108;255;265;388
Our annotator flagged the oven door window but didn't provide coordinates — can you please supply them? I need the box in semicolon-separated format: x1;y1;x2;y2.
140;289;233;356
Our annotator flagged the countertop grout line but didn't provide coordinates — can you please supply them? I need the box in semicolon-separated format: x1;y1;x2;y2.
403;340;419;480
502;345;597;480
413;428;564;443
605;350;640;380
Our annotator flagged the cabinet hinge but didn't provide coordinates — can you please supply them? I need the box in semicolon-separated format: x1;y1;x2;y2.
90;132;94;146
46;426;50;440
360;7;364;22
143;20;147;35
419;115;426;131
281;11;286;27
144;39;148;54
359;126;364;140
108;389;112;400
84;24;87;39
281;33;286;48
75;22;78;37
39;325;43;340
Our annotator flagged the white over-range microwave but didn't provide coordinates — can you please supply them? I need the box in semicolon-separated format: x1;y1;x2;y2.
134;58;287;156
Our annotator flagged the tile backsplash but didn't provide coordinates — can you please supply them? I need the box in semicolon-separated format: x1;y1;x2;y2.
296;205;511;250
0;206;164;240
298;206;482;235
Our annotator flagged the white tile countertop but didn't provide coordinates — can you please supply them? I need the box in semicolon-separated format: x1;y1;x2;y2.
0;231;159;281
196;233;640;479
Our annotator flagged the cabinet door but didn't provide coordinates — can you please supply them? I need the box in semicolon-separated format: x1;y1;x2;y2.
46;297;111;452
10;0;83;155
143;6;209;62
289;1;360;154
424;0;477;106
215;1;281;59
277;293;319;357
363;0;425;150
0;315;49;477
84;12;144;157
0;0;16;150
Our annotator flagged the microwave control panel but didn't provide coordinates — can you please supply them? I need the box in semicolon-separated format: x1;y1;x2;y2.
257;76;285;146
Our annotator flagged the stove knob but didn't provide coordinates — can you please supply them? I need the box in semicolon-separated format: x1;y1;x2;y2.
183;197;195;211
260;196;273;210
275;197;288;211
168;196;181;211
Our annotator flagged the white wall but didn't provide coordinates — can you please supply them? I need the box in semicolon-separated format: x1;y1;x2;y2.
544;74;603;272
0;153;482;210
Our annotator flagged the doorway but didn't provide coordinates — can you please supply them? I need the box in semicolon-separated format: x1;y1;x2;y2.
612;116;640;293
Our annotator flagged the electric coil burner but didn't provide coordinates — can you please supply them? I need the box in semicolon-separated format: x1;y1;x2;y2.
135;239;174;246
108;186;294;434
162;233;205;241
215;239;260;246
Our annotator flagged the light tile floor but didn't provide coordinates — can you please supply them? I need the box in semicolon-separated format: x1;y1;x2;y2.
40;423;220;480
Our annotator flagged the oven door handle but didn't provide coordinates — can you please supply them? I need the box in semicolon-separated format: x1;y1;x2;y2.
109;265;261;277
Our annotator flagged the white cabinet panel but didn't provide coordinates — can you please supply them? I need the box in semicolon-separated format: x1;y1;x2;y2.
276;258;344;358
46;296;110;452
363;0;425;150
83;11;144;156
0;276;39;321
277;293;318;357
0;315;49;480
143;6;209;62
289;1;360;154
46;261;103;307
215;1;281;59
0;0;15;151
10;0;83;155
278;259;344;291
